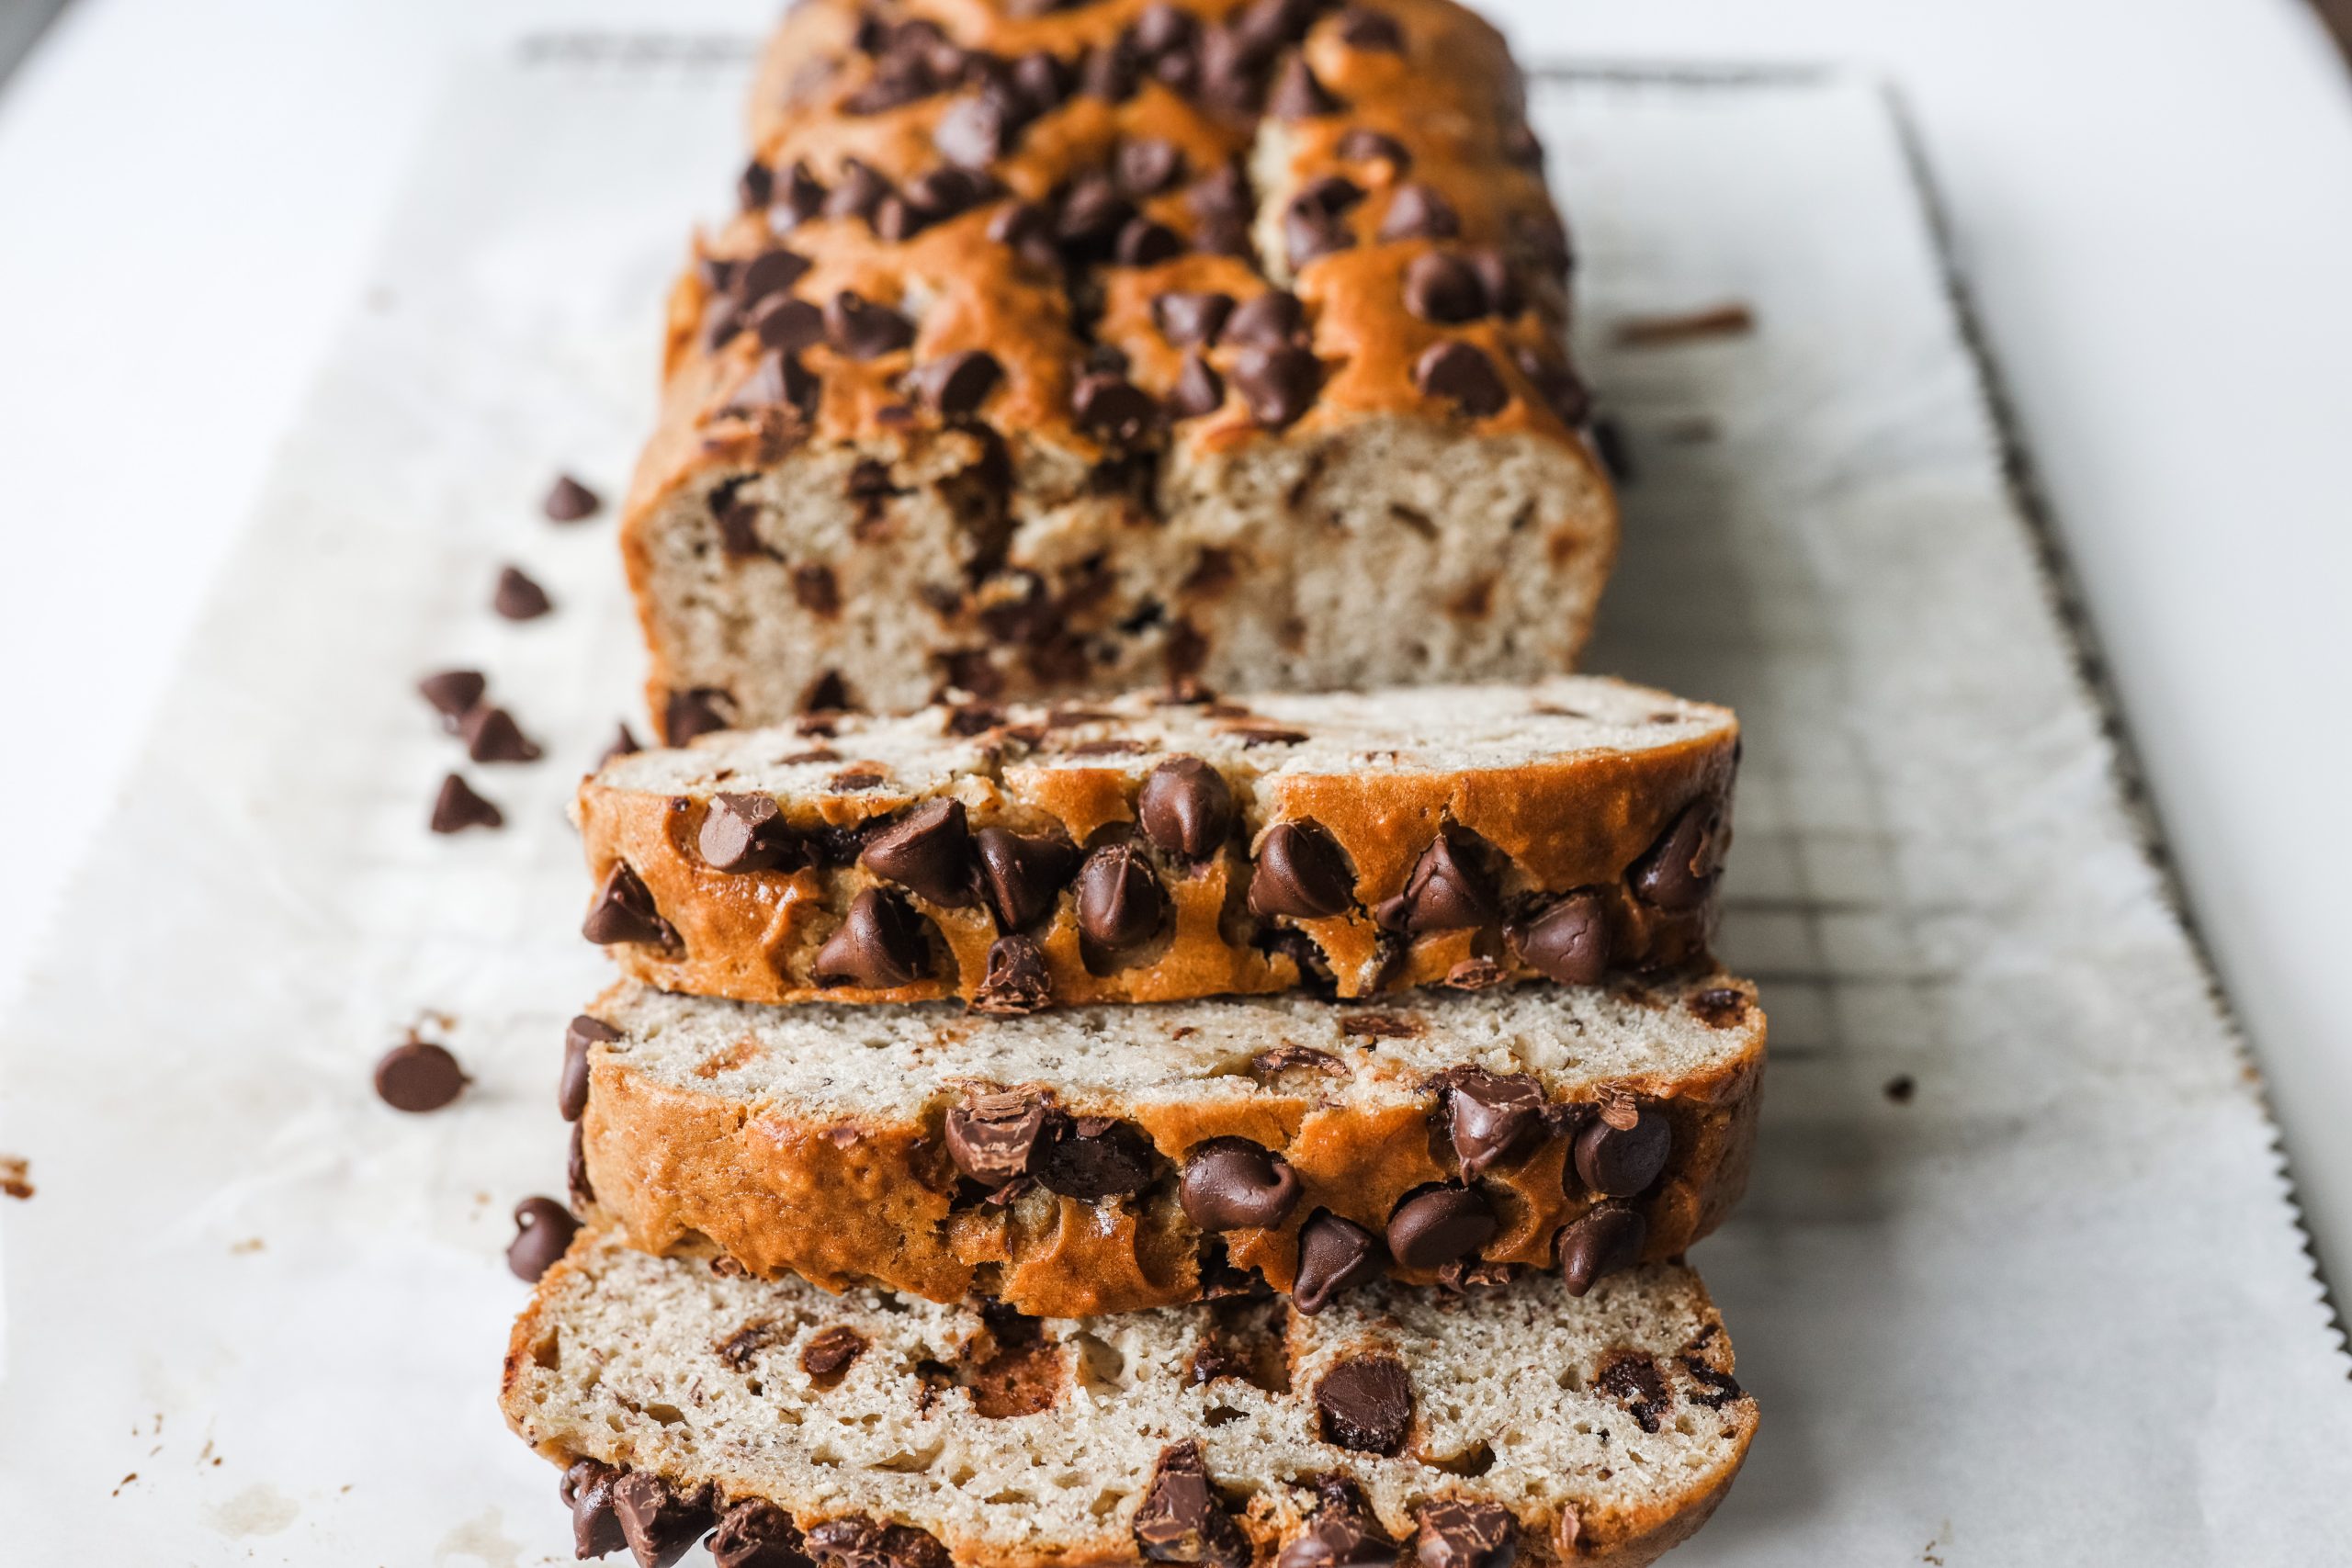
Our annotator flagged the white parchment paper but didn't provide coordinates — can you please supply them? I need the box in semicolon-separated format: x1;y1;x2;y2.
2;43;2346;1564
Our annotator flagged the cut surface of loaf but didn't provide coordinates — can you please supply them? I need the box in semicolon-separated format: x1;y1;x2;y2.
503;1231;1756;1568
628;0;1611;732
572;969;1762;1318
578;675;1736;1010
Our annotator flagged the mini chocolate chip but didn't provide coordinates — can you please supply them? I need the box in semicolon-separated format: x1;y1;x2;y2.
1138;757;1236;861
1057;173;1136;249
613;1472;717;1568
1378;182;1460;243
825;291;916;360
430;773;502;833
909;349;1003;416
860;798;978;906
1226;289;1306;347
722;351;820;421
1286;175;1365;266
417;669;485;728
1414;1501;1518;1568
1414;341;1509;416
582;862;675;948
824;159;894;223
1010;50;1072;114
1316;1357;1413;1454
946;1089;1050;1185
1249;820;1355;919
1187;161;1253;223
506;1196;579;1281
1388;829;1498;931
373;1040;467;1112
1180;1138;1302;1230
1268;53;1344;118
1116;217;1186;266
1035;1115;1155;1199
560;1015;619;1122
1573;1102;1670;1196
492;564;552;620
1135;1441;1251;1568
738;158;774;212
1076;841;1168;954
1556;1201;1645;1296
1293;1211;1385;1314
775;159;827;228
462;705;542;763
988;201;1063;271
1631;795;1726;911
1402;252;1487;323
1073;374;1160;444
1279;1481;1398;1568
1232;344;1322;428
976;826;1081;929
542;473;601;521
1154;290;1235;347
562;1459;628;1559
1386;1184;1497;1270
813;889;935;987
1338;6;1406;51
752;295;826;354
799;1324;868;1381
1170;355;1227;419
1117;137;1187;197
843;58;933;117
975;933;1054;1013
1512;345;1591;425
664;687;734;744
1335;127;1409;168
1515;891;1610;984
905;164;997;220
700;792;799;873
738;247;813;308
1446;1070;1545;1179
711;1499;810;1568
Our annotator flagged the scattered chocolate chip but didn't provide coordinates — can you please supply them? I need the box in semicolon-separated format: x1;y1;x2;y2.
1293;1210;1385;1314
1073;374;1160;445
1248;820;1355;919
1378;182;1460;243
805;1518;953;1568
1339;1011;1421;1040
1573;1102;1670;1196
1316;1357;1413;1454
975;933;1054;1013
1446;1070;1545;1179
1268;53;1344;118
1136;1441;1251;1568
582;862;676;948
1285;175;1365;266
566;1121;594;1211
1057;173;1136;249
506;1196;579;1281
542;473;601;521
825;159;896;224
794;562;842;616
738;158;774;213
417;669;485;728
1077;40;1141;101
738;247;814;308
1138;757;1236;862
561;1015;619;1122
1511;892;1610;984
711;1499;811;1568
1631;795;1726;911
1689;986;1748;1028
1336;127;1409;168
1170;354;1227;419
430;773;502;833
1010;50;1073;114
1279;1480;1398;1568
1180;1139;1302;1231
1597;1349;1671;1434
373;1039;467;1112
1117;137;1188;197
908;349;1003;417
1116;217;1186;266
1556;1201;1645;1297
1226;289;1306;347
1414;1500;1518;1568
723;350;820;421
1467;251;1522;317
813;889;935;987
613;1472;717;1568
775;160;828;229
1337;6;1406;51
825;291;917;360
1414;341;1509;416
492;564;552;621
560;1460;628;1559
1076;841;1169;955
906;164;999;220
1386;1184;1497;1269
1187;161;1253;224
752;294;826;354
860;798;978;906
946;1089;1050;1186
1402;252;1487;323
664;686;734;744
1387;829;1498;931
976;826;1080;929
1511;206;1575;271
1154;291;1236;348
1035;1115;1155;1199
700;792;800;873
459;705;541;764
1231;344;1322;428
1884;1073;1917;1104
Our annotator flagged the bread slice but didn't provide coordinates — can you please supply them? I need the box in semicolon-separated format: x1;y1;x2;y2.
628;0;1611;731
503;1229;1756;1568
571;969;1761;1319
577;676;1736;1011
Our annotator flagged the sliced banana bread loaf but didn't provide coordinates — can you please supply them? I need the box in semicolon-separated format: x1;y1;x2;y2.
566;969;1761;1319
503;1230;1755;1568
578;676;1735;1010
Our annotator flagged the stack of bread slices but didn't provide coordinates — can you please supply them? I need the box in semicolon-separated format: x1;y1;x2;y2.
499;4;1765;1566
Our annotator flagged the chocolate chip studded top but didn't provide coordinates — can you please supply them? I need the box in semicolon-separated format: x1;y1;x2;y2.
575;674;1736;1009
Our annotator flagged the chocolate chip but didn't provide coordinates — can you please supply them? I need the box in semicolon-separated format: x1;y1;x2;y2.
1385;1184;1497;1270
1378;182;1460;243
1337;6;1406;51
1076;841;1168;955
1293;1210;1385;1314
1413;341;1509;416
711;1499;811;1568
598;724;641;770
988;201;1062;271
908;349;1003;417
703;293;745;350
1009;49;1072;114
1413;1501;1517;1568
1077;40;1141;102
506;1196;579;1281
582;862;675;948
775;159;827;229
975;933;1054;1013
1180;1139;1302;1230
1231;344;1322;429
752;294;826;353
1268;53;1344;118
561;1459;628;1559
561;1015;619;1122
1138;757;1235;861
739;246;814;307
1279;1481;1398;1568
1132;3;1197;57
1402;252;1487;323
1285;175;1365;266
460;705;542;764
492;564;552;621
1630;795;1726;911
700;792;800;873
860;798;978;906
1135;1441;1251;1568
1387;829;1498;931
976;826;1080;929
946;1089;1050;1185
1187;161;1253;224
1116;217;1186;266
565;1120;594;1210
805;1517;953;1568
825;291;917;360
430;773;502;833
664;687;734;744
1512;346;1590;426
933;93;1015;169
1446;1070;1545;1179
1035;1116;1155;1199
1334;130;1408;172
613;1472;717;1568
542;473;601;521
1464;250;1521;316
905;164;998;221
723;350;820;421
1500;122;1545;169
798;1324;867;1382
418;669;485;728
813;889;935;987
1511;207;1574;272
373;1040;467;1112
1514;891;1610;984
1073;374;1160;445
1153;291;1235;349
1117;137;1187;197
1057;173;1136;251
1248;820;1355;919
1225;289;1306;347
738;158;774;213
1166;355;1226;420
1573;1101;1670;1196
824;158;894;222
1556;1201;1645;1297
1316;1357;1413;1454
